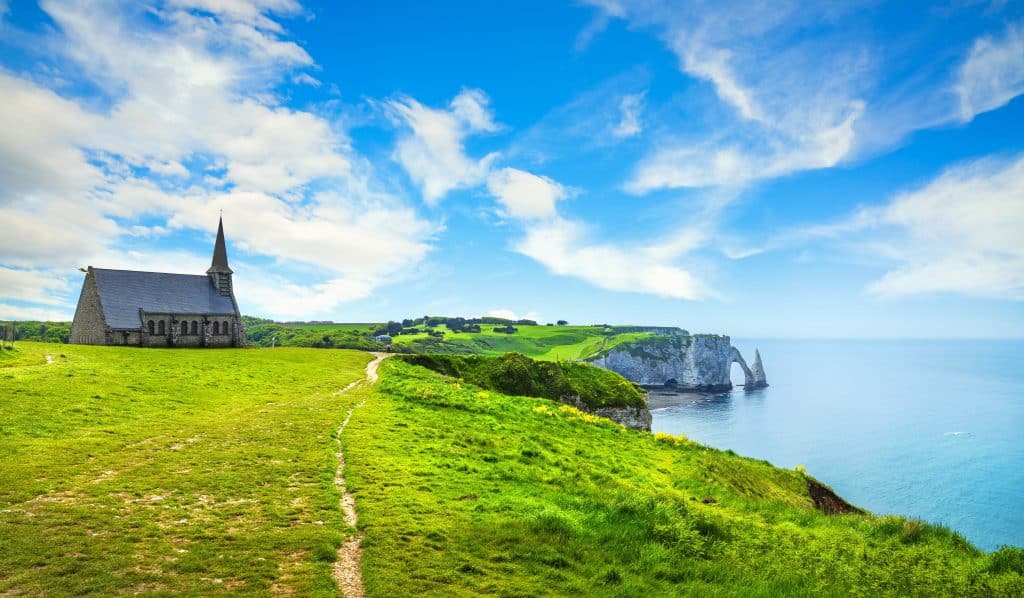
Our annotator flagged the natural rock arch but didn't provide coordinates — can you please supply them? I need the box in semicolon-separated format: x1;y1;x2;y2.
730;347;768;389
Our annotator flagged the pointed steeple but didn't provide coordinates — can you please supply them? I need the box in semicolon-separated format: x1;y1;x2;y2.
207;216;233;275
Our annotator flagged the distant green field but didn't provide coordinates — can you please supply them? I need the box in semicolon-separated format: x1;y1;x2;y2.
0;342;371;595
346;359;1024;596
389;324;656;360
4;318;669;362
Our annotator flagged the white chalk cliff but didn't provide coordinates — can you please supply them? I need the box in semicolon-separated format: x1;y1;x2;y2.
589;334;767;391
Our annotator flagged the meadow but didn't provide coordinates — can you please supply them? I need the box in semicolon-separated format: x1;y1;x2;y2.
345;358;1024;596
389;324;655;360
0;342;371;595
4;318;661;361
2;342;1021;596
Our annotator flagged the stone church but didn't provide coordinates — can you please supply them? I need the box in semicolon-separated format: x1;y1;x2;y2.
70;218;244;347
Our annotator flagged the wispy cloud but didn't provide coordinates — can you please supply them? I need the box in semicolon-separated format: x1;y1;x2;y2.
956;19;1024;122
508;70;650;163
583;3;1024;195
486;308;542;322
750;153;1024;300
864;154;1024;299
579;1;872;193
486;168;568;220
612;92;645;138
514;217;711;300
385;89;500;204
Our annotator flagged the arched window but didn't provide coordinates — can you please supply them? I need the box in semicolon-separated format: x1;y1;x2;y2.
191;321;198;335
222;321;229;335
212;321;220;335
148;320;155;335
158;320;165;335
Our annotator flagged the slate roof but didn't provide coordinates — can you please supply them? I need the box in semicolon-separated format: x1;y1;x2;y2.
92;268;237;329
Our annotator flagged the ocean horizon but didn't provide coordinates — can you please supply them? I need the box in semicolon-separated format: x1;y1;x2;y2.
651;338;1024;552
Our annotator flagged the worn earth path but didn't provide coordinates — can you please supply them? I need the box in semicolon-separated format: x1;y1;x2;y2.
332;352;388;597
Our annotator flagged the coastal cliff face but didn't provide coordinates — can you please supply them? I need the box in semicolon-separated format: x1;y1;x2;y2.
589;335;767;391
560;394;652;431
589;335;734;391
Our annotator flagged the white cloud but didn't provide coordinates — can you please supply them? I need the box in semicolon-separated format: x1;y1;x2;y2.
387;89;500;204
482;159;713;301
0;72;103;205
166;0;303;29
761;154;1024;300
236;271;379;319
956;20;1024;122
579;1;872;193
0;268;71;306
864;154;1024;299
679;44;764;123
0;1;437;318
508;72;650;160
626;101;864;192
611;92;645;138
0;303;74;322
486;168;567;220
486;308;541;322
292;72;321;87
515;218;711;300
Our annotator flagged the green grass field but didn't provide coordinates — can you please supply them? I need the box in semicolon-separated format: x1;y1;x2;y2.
345;359;1024;596
0;342;371;595
5;318;664;361
3;343;1021;596
389;325;656;360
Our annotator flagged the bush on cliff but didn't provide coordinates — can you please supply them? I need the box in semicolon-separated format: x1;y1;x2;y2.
398;352;646;409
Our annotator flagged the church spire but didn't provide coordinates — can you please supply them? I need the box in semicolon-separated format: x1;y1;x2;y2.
207;216;233;275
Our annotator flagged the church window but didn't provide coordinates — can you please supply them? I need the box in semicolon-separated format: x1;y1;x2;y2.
191;321;198;335
158;320;165;335
148;320;155;335
213;321;220;335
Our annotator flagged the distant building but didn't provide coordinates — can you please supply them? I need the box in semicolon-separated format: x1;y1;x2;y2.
70;218;244;347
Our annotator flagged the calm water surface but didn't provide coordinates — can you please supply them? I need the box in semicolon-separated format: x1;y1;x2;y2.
650;339;1024;551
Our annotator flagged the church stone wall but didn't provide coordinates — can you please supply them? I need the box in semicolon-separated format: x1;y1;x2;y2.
70;271;109;345
135;314;240;348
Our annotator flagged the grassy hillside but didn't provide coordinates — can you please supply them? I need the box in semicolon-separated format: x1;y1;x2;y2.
3;318;672;362
0;342;371;595
0;321;71;344
246;320;659;359
399;353;647;409
345;359;1024;596
390;324;656;360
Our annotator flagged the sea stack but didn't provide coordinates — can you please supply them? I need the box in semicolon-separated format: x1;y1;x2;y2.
748;349;768;389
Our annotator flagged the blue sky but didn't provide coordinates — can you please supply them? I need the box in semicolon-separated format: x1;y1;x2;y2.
1;0;1022;338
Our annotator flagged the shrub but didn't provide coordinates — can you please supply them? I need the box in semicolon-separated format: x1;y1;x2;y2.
988;547;1024;575
398;352;646;408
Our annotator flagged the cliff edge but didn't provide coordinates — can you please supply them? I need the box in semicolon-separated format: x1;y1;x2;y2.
589;333;767;391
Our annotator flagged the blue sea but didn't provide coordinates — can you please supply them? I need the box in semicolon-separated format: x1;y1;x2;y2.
650;339;1024;551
